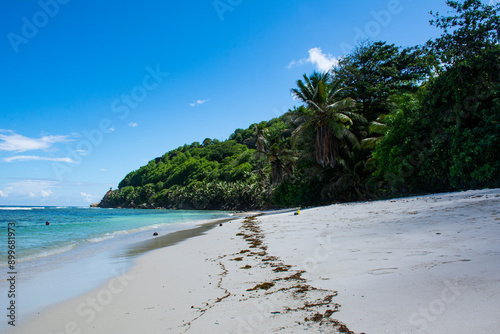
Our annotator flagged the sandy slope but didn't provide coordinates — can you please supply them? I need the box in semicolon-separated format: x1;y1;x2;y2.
9;189;500;334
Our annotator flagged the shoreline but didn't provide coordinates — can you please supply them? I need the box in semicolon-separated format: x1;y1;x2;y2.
7;189;500;333
1;211;237;332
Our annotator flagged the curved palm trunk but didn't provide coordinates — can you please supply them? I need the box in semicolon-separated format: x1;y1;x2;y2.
315;125;339;168
271;162;283;185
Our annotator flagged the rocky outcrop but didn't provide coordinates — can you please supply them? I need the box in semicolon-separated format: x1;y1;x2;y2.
91;188;114;208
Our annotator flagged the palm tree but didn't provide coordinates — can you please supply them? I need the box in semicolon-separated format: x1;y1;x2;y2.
255;128;296;185
253;123;267;152
291;72;366;168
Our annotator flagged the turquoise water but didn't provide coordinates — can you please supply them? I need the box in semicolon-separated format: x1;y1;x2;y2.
0;206;230;263
0;206;232;329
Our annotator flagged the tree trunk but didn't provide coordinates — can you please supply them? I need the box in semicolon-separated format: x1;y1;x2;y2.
271;161;283;185
316;125;339;168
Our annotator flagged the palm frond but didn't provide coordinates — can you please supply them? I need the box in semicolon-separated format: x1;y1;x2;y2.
328;119;345;138
343;128;360;148
331;113;354;125
368;121;388;134
361;137;381;149
330;94;356;106
340;111;367;123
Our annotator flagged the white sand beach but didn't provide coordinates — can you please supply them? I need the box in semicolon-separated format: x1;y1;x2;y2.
9;188;500;334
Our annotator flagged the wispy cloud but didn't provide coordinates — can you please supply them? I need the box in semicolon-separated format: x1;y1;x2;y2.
80;192;99;203
0;190;6;197
0;130;71;153
128;122;139;128
1;179;57;198
190;99;210;107
288;47;339;72
74;149;90;156
40;189;53;198
4;155;75;163
99;168;108;172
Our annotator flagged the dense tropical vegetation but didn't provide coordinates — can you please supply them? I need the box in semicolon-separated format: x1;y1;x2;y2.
97;0;499;210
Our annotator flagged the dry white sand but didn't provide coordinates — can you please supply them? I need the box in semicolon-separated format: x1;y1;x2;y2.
9;189;500;334
259;189;500;333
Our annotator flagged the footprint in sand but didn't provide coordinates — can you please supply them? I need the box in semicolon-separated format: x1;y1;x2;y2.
408;251;432;256
367;268;398;275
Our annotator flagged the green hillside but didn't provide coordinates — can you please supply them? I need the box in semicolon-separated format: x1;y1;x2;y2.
99;116;292;210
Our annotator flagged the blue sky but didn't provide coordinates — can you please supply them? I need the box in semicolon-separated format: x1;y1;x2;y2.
0;0;491;206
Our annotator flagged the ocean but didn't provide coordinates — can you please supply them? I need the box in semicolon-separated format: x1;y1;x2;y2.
0;206;232;330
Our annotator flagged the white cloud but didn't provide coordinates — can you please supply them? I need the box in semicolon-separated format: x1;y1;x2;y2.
3;155;75;163
99;168;108;172
80;192;99;203
70;132;83;138
0;130;71;153
40;189;53;198
74;149;88;155
1;179;57;199
288;47;339;72
190;99;210;107
128;122;139;128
